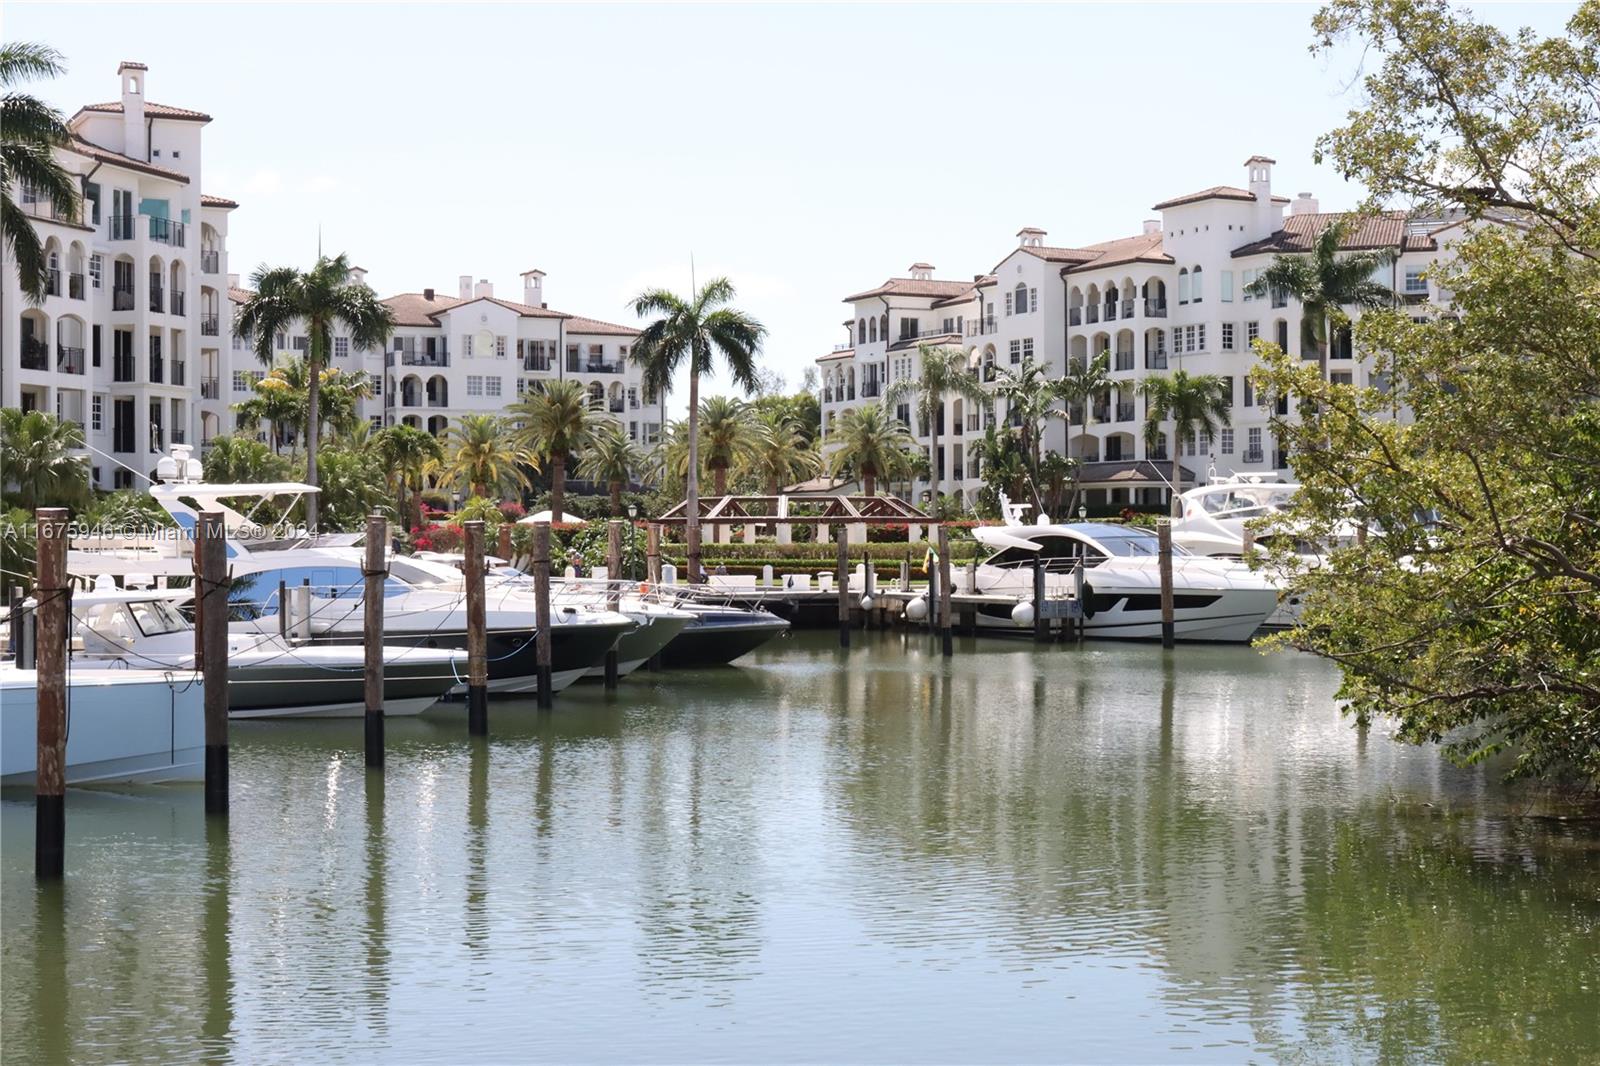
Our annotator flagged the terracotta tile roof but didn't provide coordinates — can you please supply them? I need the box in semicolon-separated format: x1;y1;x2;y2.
1060;232;1174;275
561;315;640;337
843;277;976;302
201;193;238;209
67;136;188;183
1152;185;1291;211
931;286;980;309
990;243;1101;275
74;100;213;123
471;295;565;319
118;61;149;71
381;291;465;326
817;348;855;362
1229;211;1431;257
380;291;640;335
228;286;254;304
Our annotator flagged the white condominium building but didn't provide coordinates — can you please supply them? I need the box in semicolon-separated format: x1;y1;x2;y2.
819;156;1461;508
1;61;238;490
227;270;660;446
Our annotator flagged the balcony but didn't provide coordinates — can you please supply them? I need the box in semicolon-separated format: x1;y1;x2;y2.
1152;446;1169;461
201;377;220;400
1092;404;1110;423
1145;352;1168;370
21;337;48;370
609;399;625;413
113;354;135;383
426;398;447;409
171;291;186;317
200;314;219;336
1085;305;1100;324
1103;304;1117;323
1121;299;1135;320
56;345;85;375
45;269;61;297
1270;291;1288;309
1114;350;1134;372
524;356;552;372
172;429;186;445
201;250;220;274
1116;401;1135;422
113;288;134;311
69;273;85;300
964;318;998;337
568;359;624;374
1243;448;1264;463
171;362;186;387
148;218;186;247
149;285;164;314
860;381;882;398
109;214;136;241
1069;308;1082;326
1144;300;1167;318
398;350;450;367
149;356;164;384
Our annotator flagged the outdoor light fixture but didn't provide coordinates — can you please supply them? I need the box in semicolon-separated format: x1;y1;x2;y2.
1078;506;1087;520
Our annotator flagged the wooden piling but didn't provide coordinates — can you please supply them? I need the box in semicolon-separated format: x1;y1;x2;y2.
1241;526;1255;559
646;523;661;586
899;559;910;592
497;523;512;564
936;525;953;657
1158;519;1175;650
1033;554;1048;643
604;520;622;689
199;511;231;816
533;522;554;708
34;508;68;879
277;578;288;641
463;520;488;735
363;514;386;768
7;587;21;660
835;526;850;648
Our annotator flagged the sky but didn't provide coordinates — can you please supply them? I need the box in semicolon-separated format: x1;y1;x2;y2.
9;1;1579;416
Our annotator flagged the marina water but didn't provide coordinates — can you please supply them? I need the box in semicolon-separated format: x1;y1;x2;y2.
3;631;1597;1062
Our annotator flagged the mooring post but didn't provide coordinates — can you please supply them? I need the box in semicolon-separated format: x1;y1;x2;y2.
863;551;874;629
533;522;554;709
1158;519;1176;650
835;525;850;648
277;578;288;641
199;511;231;816
1074;561;1086;644
899;558;910;592
363;513;386;769
646;523;661;585
463;520;489;735
497;523;512;564
192;524;205;660
604;520;622;689
937;524;953;658
34;508;68;880
1241;526;1255;560
1033;553;1048;643
7;587;22;659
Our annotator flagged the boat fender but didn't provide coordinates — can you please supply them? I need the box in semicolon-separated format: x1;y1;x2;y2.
1081;582;1096;619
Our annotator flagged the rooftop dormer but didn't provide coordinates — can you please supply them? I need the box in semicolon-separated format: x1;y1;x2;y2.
1017;227;1047;248
909;262;934;281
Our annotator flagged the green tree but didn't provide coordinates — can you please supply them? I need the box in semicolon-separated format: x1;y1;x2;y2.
376;424;444;531
826;404;912;497
750;409;821;495
233;253;394;529
1248;0;1600;783
971;424;1029;518
749;389;822;447
630;278;766;583
231;371;303;453
577;423;643;517
1059;350;1113;515
697;395;756;496
0;408;89;511
883;344;987;501
1245;218;1396;379
1139;370;1232;511
314;442;393;532
201;434;293;485
1;44;79;302
430;414;534;501
508;379;593;522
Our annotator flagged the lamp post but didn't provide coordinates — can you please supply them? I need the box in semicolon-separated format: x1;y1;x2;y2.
627;503;639;581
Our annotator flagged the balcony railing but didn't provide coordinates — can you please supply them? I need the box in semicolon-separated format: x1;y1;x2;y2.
171;291;186;317
45;269;61;297
568;359;624;374
426;397;447;408
20;337;48;370
1116;401;1135;422
109;214;136;241
1103;304;1117;322
201;250;220;274
69;273;85;300
150;284;164;314
1092;405;1110;423
172;429;186;445
56;345;85;375
398;350;450;367
113;288;134;311
1144;300;1167;318
201;377;220;400
171;362;186;387
861;381;882;398
148;217;186;247
1114;350;1134;371
1069;308;1082;326
1121;299;1135;319
1270;291;1288;309
1152;446;1169;461
1085;305;1100;323
1243;448;1264;463
149;356;164;384
113;354;135;382
200;314;219;336
609;400;625;413
524;356;552;372
1145;352;1168;370
964;318;998;337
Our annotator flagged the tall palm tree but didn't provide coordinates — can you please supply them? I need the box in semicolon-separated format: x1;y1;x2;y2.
232;368;305;453
827;404;912;497
750;409;821;496
0;408;89;510
577;423;643;516
1;44;79;302
429;414;534;501
233;253;394;529
1139;370;1232;513
1245;218;1396;379
508;379;593;522
1058;350;1113;515
630;279;766;583
882;344;987;502
376;423;444;530
697;395;757;496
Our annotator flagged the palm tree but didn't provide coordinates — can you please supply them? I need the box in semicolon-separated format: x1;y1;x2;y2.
827;404;912;497
376;424;444;530
630;279;766;583
201;434;292;486
2;44;79;302
1245;217;1396;379
697;395;757;496
970;423;1029;517
577;423;643;516
882;344;988;502
1059;350;1113;515
232;369;305;453
314;442;394;532
0;408;89;510
508;379;593;522
1139;370;1232;513
750;409;821;496
233;253;394;529
430;414;534;501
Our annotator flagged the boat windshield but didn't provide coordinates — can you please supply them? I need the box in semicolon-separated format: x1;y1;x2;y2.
127;598;190;637
1087;526;1190;558
1196;487;1295;519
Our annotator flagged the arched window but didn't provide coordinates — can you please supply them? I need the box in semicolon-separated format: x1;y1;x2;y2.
880;314;888;340
1177;268;1191;305
869;317;878;343
858;318;866;344
1191;265;1203;303
1014;282;1028;314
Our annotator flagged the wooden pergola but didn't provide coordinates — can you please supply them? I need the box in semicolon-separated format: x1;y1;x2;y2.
654;492;935;544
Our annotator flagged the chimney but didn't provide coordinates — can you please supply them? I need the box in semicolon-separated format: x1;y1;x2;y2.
458;274;472;300
1289;192;1320;216
1142;219;1161;236
227;272;240;289
521;268;545;308
908;262;934;281
118;61;148;160
474;278;493;299
1016;227;1046;248
1244;154;1280;237
423;287;435;301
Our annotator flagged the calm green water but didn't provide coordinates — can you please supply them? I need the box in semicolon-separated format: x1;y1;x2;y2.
3;632;1598;1064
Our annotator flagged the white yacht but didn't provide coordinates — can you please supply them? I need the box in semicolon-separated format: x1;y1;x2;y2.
970;501;1281;642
